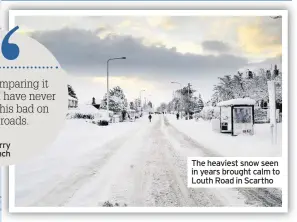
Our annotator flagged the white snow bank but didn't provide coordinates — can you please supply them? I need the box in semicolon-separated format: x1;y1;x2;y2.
166;115;282;157
15;118;144;206
68;104;112;115
217;98;256;107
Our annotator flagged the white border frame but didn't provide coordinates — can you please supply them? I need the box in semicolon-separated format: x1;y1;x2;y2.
8;9;288;213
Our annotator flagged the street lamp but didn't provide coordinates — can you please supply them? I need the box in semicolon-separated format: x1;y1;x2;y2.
171;81;182;88
171;82;182;99
270;16;281;19
106;57;126;113
139;89;145;106
171;81;182;118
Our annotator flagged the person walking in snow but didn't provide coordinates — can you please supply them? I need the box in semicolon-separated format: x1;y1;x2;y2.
148;114;152;122
176;112;180;120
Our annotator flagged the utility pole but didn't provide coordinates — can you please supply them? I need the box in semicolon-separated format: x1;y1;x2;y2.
171;81;182;119
139;89;145;114
268;80;277;144
268;64;277;144
106;57;126;114
187;83;191;120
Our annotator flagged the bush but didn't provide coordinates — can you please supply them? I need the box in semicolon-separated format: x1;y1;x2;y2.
68;112;94;120
102;201;127;207
254;108;268;123
199;106;220;120
102;201;113;207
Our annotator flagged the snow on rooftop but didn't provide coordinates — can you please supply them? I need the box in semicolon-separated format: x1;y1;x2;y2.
68;104;98;114
67;104;113;121
217;98;256;107
68;95;78;101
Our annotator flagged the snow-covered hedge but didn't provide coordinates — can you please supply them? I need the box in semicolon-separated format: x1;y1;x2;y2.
71;113;94;120
254;107;269;123
196;105;278;123
198;106;220;120
67;105;113;125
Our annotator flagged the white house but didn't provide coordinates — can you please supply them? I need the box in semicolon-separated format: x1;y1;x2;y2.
68;96;78;108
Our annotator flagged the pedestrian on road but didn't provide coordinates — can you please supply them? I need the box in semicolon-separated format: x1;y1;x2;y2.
176;113;180;120
148;114;152;122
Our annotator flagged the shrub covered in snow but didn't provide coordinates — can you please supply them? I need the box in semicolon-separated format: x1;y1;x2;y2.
67;105;113;126
198;106;220;120
71;113;94;120
102;201;127;207
254;107;269;123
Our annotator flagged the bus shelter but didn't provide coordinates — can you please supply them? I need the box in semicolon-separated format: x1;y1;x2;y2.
217;98;256;136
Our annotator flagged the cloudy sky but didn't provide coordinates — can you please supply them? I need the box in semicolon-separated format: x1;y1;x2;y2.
15;15;282;106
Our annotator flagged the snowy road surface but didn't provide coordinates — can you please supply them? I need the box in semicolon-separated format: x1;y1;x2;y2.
15;115;282;207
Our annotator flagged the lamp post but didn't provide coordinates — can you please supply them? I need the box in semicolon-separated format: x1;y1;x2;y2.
171;81;182;118
187;83;192;120
106;57;126;113
139;89;145;113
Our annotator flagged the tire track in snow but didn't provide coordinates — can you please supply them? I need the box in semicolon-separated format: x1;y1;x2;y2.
25;115;282;208
160;116;230;207
142;116;195;207
65;117;159;207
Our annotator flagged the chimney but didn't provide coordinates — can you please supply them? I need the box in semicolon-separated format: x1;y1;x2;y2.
92;97;96;105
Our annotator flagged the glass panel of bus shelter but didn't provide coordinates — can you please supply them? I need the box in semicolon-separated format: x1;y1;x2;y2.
220;106;231;131
233;106;254;135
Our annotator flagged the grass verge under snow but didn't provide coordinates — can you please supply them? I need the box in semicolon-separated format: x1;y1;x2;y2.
166;115;282;157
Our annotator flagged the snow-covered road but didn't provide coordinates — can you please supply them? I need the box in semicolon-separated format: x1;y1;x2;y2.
15;114;282;208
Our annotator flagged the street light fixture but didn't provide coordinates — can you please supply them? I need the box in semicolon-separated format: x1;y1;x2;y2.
171;81;182;118
106;57;126;113
139;89;146;108
171;81;182;88
270;16;281;19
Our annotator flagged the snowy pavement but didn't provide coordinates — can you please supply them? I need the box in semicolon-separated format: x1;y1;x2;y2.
166;114;282;157
14;114;282;207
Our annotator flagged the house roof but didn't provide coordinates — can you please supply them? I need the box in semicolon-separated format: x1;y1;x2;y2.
68;104;113;114
217;98;256;107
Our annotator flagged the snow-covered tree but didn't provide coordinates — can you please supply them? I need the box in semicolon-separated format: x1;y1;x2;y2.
148;101;153;108
164;84;205;115
157;103;167;113
212;75;236;102
211;65;282;110
68;84;77;99
101;86;128;113
196;94;204;113
172;97;181;111
167;101;175;113
134;98;141;111
176;84;196;114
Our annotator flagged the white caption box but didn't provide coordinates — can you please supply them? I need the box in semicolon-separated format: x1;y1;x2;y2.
188;157;285;188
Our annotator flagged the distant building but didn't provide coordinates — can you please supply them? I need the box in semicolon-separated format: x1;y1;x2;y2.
68;96;78;108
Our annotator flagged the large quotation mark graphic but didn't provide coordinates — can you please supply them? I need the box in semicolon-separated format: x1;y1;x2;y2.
1;26;20;60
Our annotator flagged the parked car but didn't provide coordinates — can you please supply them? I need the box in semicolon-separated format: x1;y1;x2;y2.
98;110;113;126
